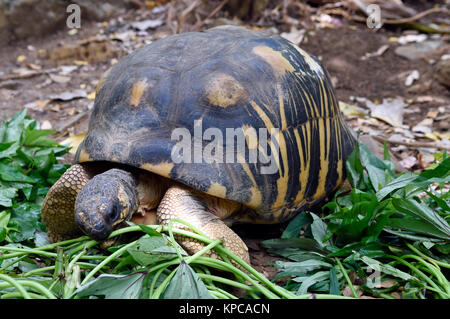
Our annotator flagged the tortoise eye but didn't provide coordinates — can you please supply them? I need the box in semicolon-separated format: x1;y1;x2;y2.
106;202;121;223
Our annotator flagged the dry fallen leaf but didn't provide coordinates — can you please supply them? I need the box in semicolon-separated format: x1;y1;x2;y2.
41;120;52;130
361;44;389;60
50;89;87;101
405;70;419;86
339;101;368;117
399;156;417;170
74;60;88;66
366;98;404;127
280;27;306;45
49;74;71;84
87;92;96;100
67;107;76;116
16;55;27;63
24;99;50;111
131;19;164;31
426;109;439;118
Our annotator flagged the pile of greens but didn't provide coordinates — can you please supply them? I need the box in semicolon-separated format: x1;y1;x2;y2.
264;143;449;299
0;110;448;299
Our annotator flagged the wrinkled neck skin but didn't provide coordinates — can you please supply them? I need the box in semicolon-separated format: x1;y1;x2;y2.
74;168;139;241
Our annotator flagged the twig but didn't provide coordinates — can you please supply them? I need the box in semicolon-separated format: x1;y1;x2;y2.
192;0;229;31
166;0;177;34
178;0;202;32
0;68;58;82
322;6;450;27
379;8;450;25
371;135;450;151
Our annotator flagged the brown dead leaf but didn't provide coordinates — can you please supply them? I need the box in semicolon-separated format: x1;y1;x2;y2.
49;74;71;84
24;99;50;111
67;107;76;116
16;55;26;63
339;101;368;117
49;89;87;101
87;92;96;100
377;279;398;289
399;156;417;170
49;104;60;112
41;120;52;130
390;292;401;299
343;285;363;297
426;109;439;118
366;98;404;127
27;63;41;70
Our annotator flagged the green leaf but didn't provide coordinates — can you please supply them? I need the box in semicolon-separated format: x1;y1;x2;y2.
386;218;449;240
376;173;417;201
329;267;340;295
294;271;330;295
0;210;10;228
24;129;57;146
74;272;148;299
127;235;184;266
310;213;329;248
7;202;43;242
273;259;333;273
137;224;163;237
163;260;212;299
281;212;311;238
262;238;329;255
392;198;450;238
0;163;35;183
415;157;450;182
361;256;417;281
0;188;17;207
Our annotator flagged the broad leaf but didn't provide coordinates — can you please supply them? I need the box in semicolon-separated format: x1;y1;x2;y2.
163;260;212;299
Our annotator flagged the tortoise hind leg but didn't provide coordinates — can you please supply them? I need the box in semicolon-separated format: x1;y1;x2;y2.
41;164;91;242
156;186;250;265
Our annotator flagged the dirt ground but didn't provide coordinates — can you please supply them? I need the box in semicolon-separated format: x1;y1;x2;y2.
0;1;449;278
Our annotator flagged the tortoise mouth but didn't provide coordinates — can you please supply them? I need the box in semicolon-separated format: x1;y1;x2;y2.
74;212;113;241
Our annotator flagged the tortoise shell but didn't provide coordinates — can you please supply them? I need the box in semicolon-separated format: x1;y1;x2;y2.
75;26;355;223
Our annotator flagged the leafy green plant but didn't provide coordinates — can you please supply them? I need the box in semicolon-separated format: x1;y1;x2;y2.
264;142;449;299
0;110;448;299
0;110;70;244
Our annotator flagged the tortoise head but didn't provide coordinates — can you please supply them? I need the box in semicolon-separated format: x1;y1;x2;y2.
74;168;138;241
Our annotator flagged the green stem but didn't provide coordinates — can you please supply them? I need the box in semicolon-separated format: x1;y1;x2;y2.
0;247;57;258
151;267;178;299
197;273;254;291
0;274;31;299
387;255;448;299
405;243;450;269
186;239;223;264
80;241;136;285
1;292;45;299
23;266;55;277
335;258;358;298
17;280;57;299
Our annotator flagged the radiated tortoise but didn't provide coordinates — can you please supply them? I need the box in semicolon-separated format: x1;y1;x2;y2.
41;26;355;264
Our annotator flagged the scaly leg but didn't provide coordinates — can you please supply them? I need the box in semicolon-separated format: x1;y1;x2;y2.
41;164;91;242
157;186;250;265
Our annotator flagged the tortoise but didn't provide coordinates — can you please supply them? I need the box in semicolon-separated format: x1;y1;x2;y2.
41;26;355;264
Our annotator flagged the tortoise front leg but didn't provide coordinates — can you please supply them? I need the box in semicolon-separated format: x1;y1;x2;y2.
41;164;91;242
156;186;250;265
